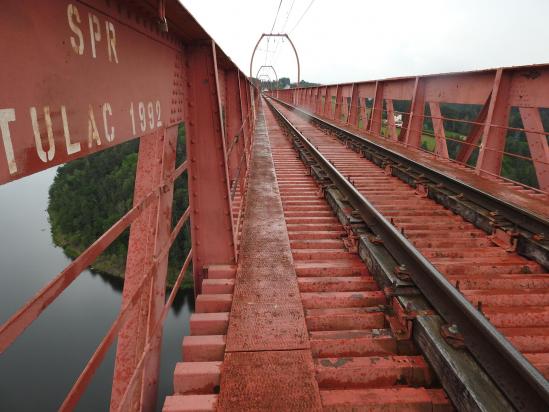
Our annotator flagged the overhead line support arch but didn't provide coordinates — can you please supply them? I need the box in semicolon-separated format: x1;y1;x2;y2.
250;33;300;101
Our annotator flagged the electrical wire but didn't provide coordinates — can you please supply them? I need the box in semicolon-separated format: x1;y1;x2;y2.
264;0;283;65
270;0;284;33
271;0;316;76
289;0;316;33
269;0;296;66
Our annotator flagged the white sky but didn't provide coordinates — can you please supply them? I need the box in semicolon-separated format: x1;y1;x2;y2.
180;0;549;84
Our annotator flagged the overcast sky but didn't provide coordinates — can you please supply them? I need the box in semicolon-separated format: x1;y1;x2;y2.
180;0;549;84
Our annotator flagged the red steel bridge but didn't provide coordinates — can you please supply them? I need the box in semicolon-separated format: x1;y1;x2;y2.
1;1;549;411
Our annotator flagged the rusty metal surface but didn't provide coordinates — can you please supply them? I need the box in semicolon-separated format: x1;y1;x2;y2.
0;0;182;184
111;130;164;411
217;102;321;410
339;122;549;218
0;1;257;409
218;350;322;411
275;64;549;194
265;99;452;410
186;42;236;295
224;103;309;352
268;97;549;410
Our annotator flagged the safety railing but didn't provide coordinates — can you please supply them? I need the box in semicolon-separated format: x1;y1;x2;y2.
0;1;259;410
274;65;549;195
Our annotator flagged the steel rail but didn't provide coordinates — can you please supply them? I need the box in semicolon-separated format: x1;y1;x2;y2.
265;96;549;411
269;96;549;237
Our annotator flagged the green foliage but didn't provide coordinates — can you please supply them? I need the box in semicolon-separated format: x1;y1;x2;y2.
294;79;321;88
252;76;320;90
279;77;291;88
48;124;191;288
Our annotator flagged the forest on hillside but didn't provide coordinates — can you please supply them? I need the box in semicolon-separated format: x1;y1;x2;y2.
48;125;191;288
255;76;321;89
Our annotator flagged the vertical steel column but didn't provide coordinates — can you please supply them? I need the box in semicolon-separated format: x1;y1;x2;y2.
397;110;409;141
225;70;242;185
238;73;251;165
348;83;358;127
519;107;549;191
368;81;384;134
141;126;177;411
186;41;235;295
334;85;342;121
236;74;249;194
360;98;367;129
476;69;511;176
341;95;349;123
323;86;330;117
245;80;253;149
455;96;490;164
111;130;164;412
385;99;397;140
429;102;449;159
315;88;322;114
404;77;425;148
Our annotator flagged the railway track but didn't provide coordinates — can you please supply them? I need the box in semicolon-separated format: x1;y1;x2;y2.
266;96;549;410
267;107;453;410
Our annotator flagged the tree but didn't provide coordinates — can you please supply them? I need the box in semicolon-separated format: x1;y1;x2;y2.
48;124;191;287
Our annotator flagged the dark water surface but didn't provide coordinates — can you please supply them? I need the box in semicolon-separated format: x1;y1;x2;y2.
0;168;194;411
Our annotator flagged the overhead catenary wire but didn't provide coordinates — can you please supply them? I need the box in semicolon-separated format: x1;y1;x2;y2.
269;0;296;66
271;0;316;80
289;0;316;33
264;0;284;65
269;0;284;33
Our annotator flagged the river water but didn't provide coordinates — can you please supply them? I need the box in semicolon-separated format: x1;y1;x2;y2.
0;167;194;411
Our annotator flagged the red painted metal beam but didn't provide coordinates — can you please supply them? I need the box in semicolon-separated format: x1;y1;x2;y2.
429;102;449;159
368;82;384;134
111;130;166;411
0;2;257;410
404;77;426;149
476;69;512;176
282;63;549;192
186;42;236;296
347;83;358;127
141;125;177;411
0;0;180;185
226;70;243;185
334;85;342;121
519;107;549;191
455;96;491;164
323;86;330;117
386;99;398;140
